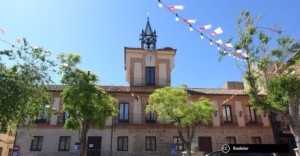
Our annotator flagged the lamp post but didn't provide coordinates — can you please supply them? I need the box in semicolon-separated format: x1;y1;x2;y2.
11;124;18;156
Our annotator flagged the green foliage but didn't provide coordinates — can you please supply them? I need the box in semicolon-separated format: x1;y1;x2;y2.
219;10;300;116
146;86;214;127
58;52;118;131
0;38;57;132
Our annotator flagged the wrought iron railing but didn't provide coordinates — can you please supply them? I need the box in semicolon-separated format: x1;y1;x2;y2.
131;78;170;87
114;114;171;125
245;116;263;126
34;119;49;124
198;121;213;126
220;116;238;126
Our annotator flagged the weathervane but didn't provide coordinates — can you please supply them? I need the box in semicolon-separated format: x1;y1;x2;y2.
139;12;158;50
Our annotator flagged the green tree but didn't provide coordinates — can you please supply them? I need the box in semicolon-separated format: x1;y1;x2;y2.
0;38;57;133
146;86;214;156
58;53;118;156
219;10;300;153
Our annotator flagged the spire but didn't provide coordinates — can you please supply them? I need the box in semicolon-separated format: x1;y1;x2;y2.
139;12;157;50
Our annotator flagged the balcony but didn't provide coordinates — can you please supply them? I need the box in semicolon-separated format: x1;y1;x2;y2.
198;121;213;126
34;119;49;124
131;78;170;87
245;116;263;126
57;112;69;125
114;114;172;125
220;116;238;126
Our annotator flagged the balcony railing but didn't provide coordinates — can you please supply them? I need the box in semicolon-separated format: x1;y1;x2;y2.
114;114;213;126
57;112;69;124
220;116;238;126
114;114;171;125
198;121;213;126
131;78;170;87
34;119;49;124
245;116;263;126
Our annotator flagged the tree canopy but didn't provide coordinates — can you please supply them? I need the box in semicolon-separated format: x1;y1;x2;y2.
146;86;214;156
219;10;300;152
0;38;57;133
58;52;118;156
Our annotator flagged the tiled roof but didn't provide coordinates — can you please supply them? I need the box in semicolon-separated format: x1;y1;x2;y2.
47;85;130;92
186;88;247;95
46;85;264;95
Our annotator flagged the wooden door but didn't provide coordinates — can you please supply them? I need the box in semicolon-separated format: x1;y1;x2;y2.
8;148;12;156
87;136;101;156
198;137;212;154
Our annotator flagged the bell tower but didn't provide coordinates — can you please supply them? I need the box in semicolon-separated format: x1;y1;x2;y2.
139;13;157;50
124;14;176;88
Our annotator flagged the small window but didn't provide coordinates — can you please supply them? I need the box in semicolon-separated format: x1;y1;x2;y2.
117;137;128;151
226;137;236;144
251;137;261;144
145;136;156;151
30;136;44;151
59;136;71;151
173;137;184;151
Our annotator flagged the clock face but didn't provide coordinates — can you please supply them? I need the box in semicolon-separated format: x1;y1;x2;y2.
146;54;154;62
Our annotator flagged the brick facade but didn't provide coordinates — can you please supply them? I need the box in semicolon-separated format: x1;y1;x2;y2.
15;47;275;156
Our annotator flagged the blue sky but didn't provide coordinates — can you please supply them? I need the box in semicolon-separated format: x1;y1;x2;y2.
1;0;300;88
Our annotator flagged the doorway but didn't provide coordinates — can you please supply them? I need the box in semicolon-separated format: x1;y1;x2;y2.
198;137;212;154
87;136;102;156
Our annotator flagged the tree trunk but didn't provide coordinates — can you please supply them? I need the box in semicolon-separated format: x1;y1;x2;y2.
78;118;90;156
185;142;192;156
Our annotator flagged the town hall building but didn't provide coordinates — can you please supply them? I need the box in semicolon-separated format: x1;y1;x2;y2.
15;17;276;156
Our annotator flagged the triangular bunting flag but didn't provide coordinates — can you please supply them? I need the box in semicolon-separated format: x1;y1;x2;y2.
236;49;242;53
222;43;233;48
167;5;184;12
183;19;197;24
198;24;212;31
210;27;223;38
16;38;21;43
0;29;5;34
214;39;222;44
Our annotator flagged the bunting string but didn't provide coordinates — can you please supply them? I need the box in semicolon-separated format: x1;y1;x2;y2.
157;0;250;61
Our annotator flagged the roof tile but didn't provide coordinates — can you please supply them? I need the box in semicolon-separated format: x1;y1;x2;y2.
46;85;264;95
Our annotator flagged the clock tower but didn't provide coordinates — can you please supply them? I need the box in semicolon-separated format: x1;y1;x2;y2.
124;16;176;88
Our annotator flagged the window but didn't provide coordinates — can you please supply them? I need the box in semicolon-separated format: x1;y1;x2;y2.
35;104;48;123
59;136;71;151
145;103;156;123
251;137;261;144
30;136;44;151
117;137;128;151
173;137;184;151
247;105;256;121
119;103;129;123
145;136;156;151
146;67;155;86
222;105;232;122
63;112;69;123
226;137;236;144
